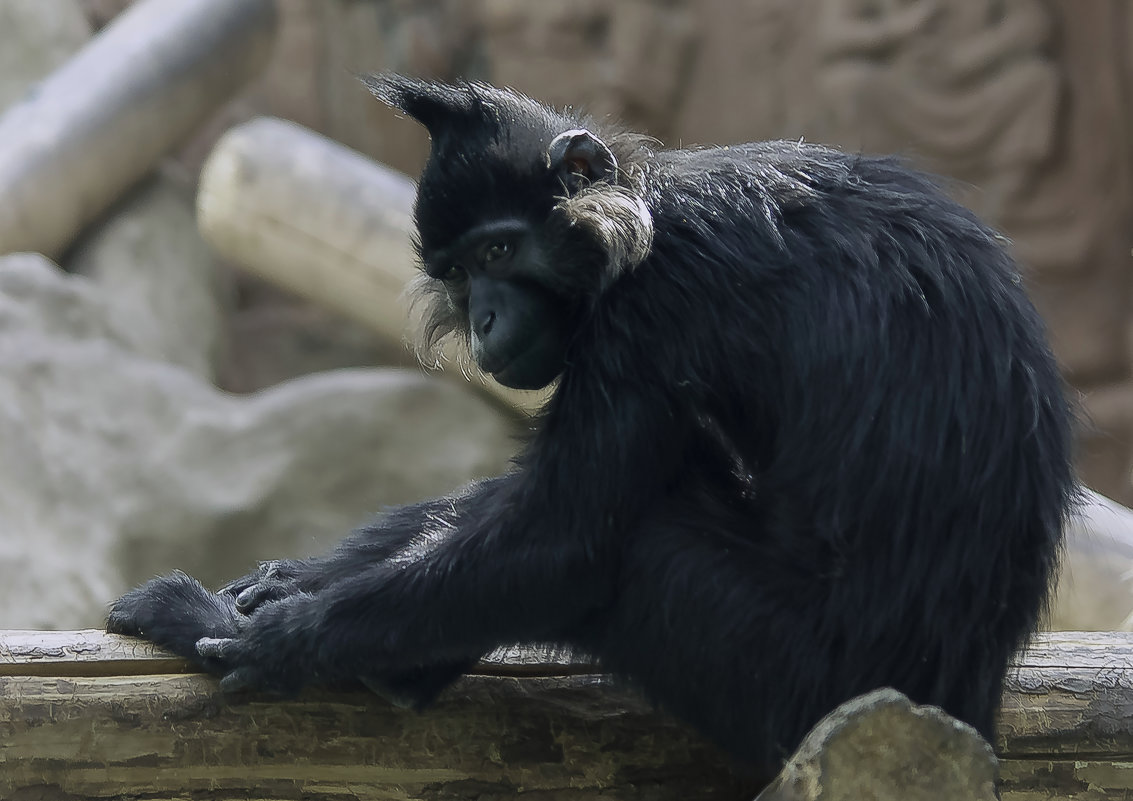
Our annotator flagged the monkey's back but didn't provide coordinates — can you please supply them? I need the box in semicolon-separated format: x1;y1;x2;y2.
593;139;1075;755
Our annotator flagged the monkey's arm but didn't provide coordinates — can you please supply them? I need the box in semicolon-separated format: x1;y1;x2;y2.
197;383;685;693
107;477;511;663
218;476;512;612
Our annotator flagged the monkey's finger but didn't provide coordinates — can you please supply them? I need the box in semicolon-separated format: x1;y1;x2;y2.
219;667;261;694
235;582;290;613
105;607;142;636
219;560;285;596
235;585;261;612
217;579;249;598
196;636;240;661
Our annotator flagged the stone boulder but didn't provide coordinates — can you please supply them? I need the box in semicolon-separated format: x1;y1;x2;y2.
0;0;92;111
757;689;998;801
0;254;519;629
1049;490;1133;631
67;172;228;381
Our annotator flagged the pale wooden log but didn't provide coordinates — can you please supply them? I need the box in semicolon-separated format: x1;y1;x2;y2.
0;0;278;259
196;117;548;415
0;629;589;678
996;630;1133;798
0;628;192;677
0;630;747;800
3;630;1132;799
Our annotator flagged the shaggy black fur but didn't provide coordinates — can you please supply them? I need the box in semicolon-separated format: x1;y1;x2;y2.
108;76;1075;780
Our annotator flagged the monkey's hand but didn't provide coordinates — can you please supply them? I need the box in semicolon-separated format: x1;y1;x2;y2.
195;593;321;696
106;571;240;667
219;559;311;614
197;594;467;708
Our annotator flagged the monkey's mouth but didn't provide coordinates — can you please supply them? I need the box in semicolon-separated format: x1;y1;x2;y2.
474;349;509;377
481;345;563;391
490;360;533;389
488;357;537;389
470;322;563;389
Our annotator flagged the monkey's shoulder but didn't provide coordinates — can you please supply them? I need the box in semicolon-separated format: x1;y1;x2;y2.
640;140;991;266
645;140;938;201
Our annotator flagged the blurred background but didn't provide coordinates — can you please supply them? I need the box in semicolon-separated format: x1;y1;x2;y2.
0;0;1131;632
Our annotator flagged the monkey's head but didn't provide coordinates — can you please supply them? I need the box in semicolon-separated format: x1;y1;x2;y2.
365;75;654;390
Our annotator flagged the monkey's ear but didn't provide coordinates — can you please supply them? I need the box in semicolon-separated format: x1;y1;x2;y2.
360;73;476;140
548;129;618;192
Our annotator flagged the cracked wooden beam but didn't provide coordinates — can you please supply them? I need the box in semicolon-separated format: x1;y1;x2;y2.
2;630;1132;799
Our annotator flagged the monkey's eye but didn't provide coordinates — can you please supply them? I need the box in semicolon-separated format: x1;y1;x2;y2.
441;265;467;283
483;241;512;263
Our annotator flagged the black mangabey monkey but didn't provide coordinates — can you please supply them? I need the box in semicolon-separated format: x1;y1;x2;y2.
108;75;1075;778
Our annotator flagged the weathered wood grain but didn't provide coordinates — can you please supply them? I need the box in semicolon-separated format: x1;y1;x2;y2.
997;631;1133;800
0;630;588;678
3;630;1133;799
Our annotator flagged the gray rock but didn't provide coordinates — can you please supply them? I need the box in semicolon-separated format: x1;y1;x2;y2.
67;173;228;381
757;688;998;801
77;0;136;30
1050;490;1133;631
0;254;519;629
220;279;414;394
0;0;92;111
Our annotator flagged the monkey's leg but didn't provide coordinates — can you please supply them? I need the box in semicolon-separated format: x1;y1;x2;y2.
587;485;1012;778
573;486;828;780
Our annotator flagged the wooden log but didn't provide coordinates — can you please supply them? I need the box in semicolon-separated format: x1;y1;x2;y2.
0;630;750;800
196;117;548;415
3;630;1132;799
997;631;1133;799
0;0;278;259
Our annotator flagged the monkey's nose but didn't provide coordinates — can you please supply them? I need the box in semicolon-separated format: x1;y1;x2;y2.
477;310;497;336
